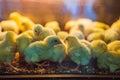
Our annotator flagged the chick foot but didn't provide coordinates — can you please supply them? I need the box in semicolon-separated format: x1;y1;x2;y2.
59;63;68;69
34;61;49;68
8;64;21;71
70;65;80;72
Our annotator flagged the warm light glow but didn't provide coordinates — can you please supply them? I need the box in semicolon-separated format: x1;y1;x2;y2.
64;0;79;19
84;0;96;20
64;0;96;20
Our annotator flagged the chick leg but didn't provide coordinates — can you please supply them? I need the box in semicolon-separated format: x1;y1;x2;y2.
8;63;20;71
34;61;49;68
59;62;68;69
70;65;80;72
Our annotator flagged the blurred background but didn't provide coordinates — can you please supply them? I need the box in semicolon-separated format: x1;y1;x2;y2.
0;0;120;25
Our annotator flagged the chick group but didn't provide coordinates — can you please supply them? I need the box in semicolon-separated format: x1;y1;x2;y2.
0;12;120;73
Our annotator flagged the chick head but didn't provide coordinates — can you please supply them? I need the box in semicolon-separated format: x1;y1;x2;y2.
45;21;60;33
105;29;120;43
9;12;22;18
45;21;59;27
93;22;110;30
107;40;120;54
91;40;107;57
57;31;69;40
111;19;120;34
65;20;76;30
5;31;16;41
77;24;84;32
34;24;43;36
65;35;77;42
9;12;22;23
65;35;78;48
44;35;62;48
87;32;105;42
52;44;66;63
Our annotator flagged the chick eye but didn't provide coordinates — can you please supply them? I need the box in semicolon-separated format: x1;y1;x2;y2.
35;30;37;32
54;39;58;43
66;38;68;41
22;22;26;26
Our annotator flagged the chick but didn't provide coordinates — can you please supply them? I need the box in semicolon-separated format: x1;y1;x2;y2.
0;32;7;41
45;21;61;34
107;40;120;54
70;29;85;40
57;31;69;40
9;12;35;32
105;51;120;72
64;20;77;31
90;40;107;58
65;35;91;71
0;31;18;71
87;32;105;42
16;30;34;55
77;18;93;28
92;28;105;33
105;29;120;43
24;35;62;66
0;25;2;32
111;19;120;35
76;21;108;37
80;40;92;50
0;20;19;34
33;24;56;41
98;51;120;72
49;43;66;68
92;21;110;30
76;18;93;37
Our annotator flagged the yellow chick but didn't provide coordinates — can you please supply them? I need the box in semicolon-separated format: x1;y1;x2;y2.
70;30;85;40
49;43;66;64
16;30;34;65
0;25;2;32
107;40;120;54
92;28;105;33
24;35;62;65
0;31;18;71
65;35;91;71
0;20;19;34
76;18;93;37
45;21;61;34
98;51;120;72
70;28;85;40
64;20;77;31
90;40;107;58
111;19;120;35
33;24;56;41
105;29;120;43
87;32;105;42
79;21;108;37
92;21;110;30
16;30;34;55
0;32;7;41
77;18;93;27
80;40;92;50
57;31;69;40
9;12;35;32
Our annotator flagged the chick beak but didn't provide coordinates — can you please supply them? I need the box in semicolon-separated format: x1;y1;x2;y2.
58;40;62;44
64;37;68;44
39;32;42;35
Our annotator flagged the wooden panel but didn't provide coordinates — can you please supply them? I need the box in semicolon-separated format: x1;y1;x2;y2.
0;74;120;78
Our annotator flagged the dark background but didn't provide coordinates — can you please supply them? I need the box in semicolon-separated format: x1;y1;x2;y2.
0;0;120;26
